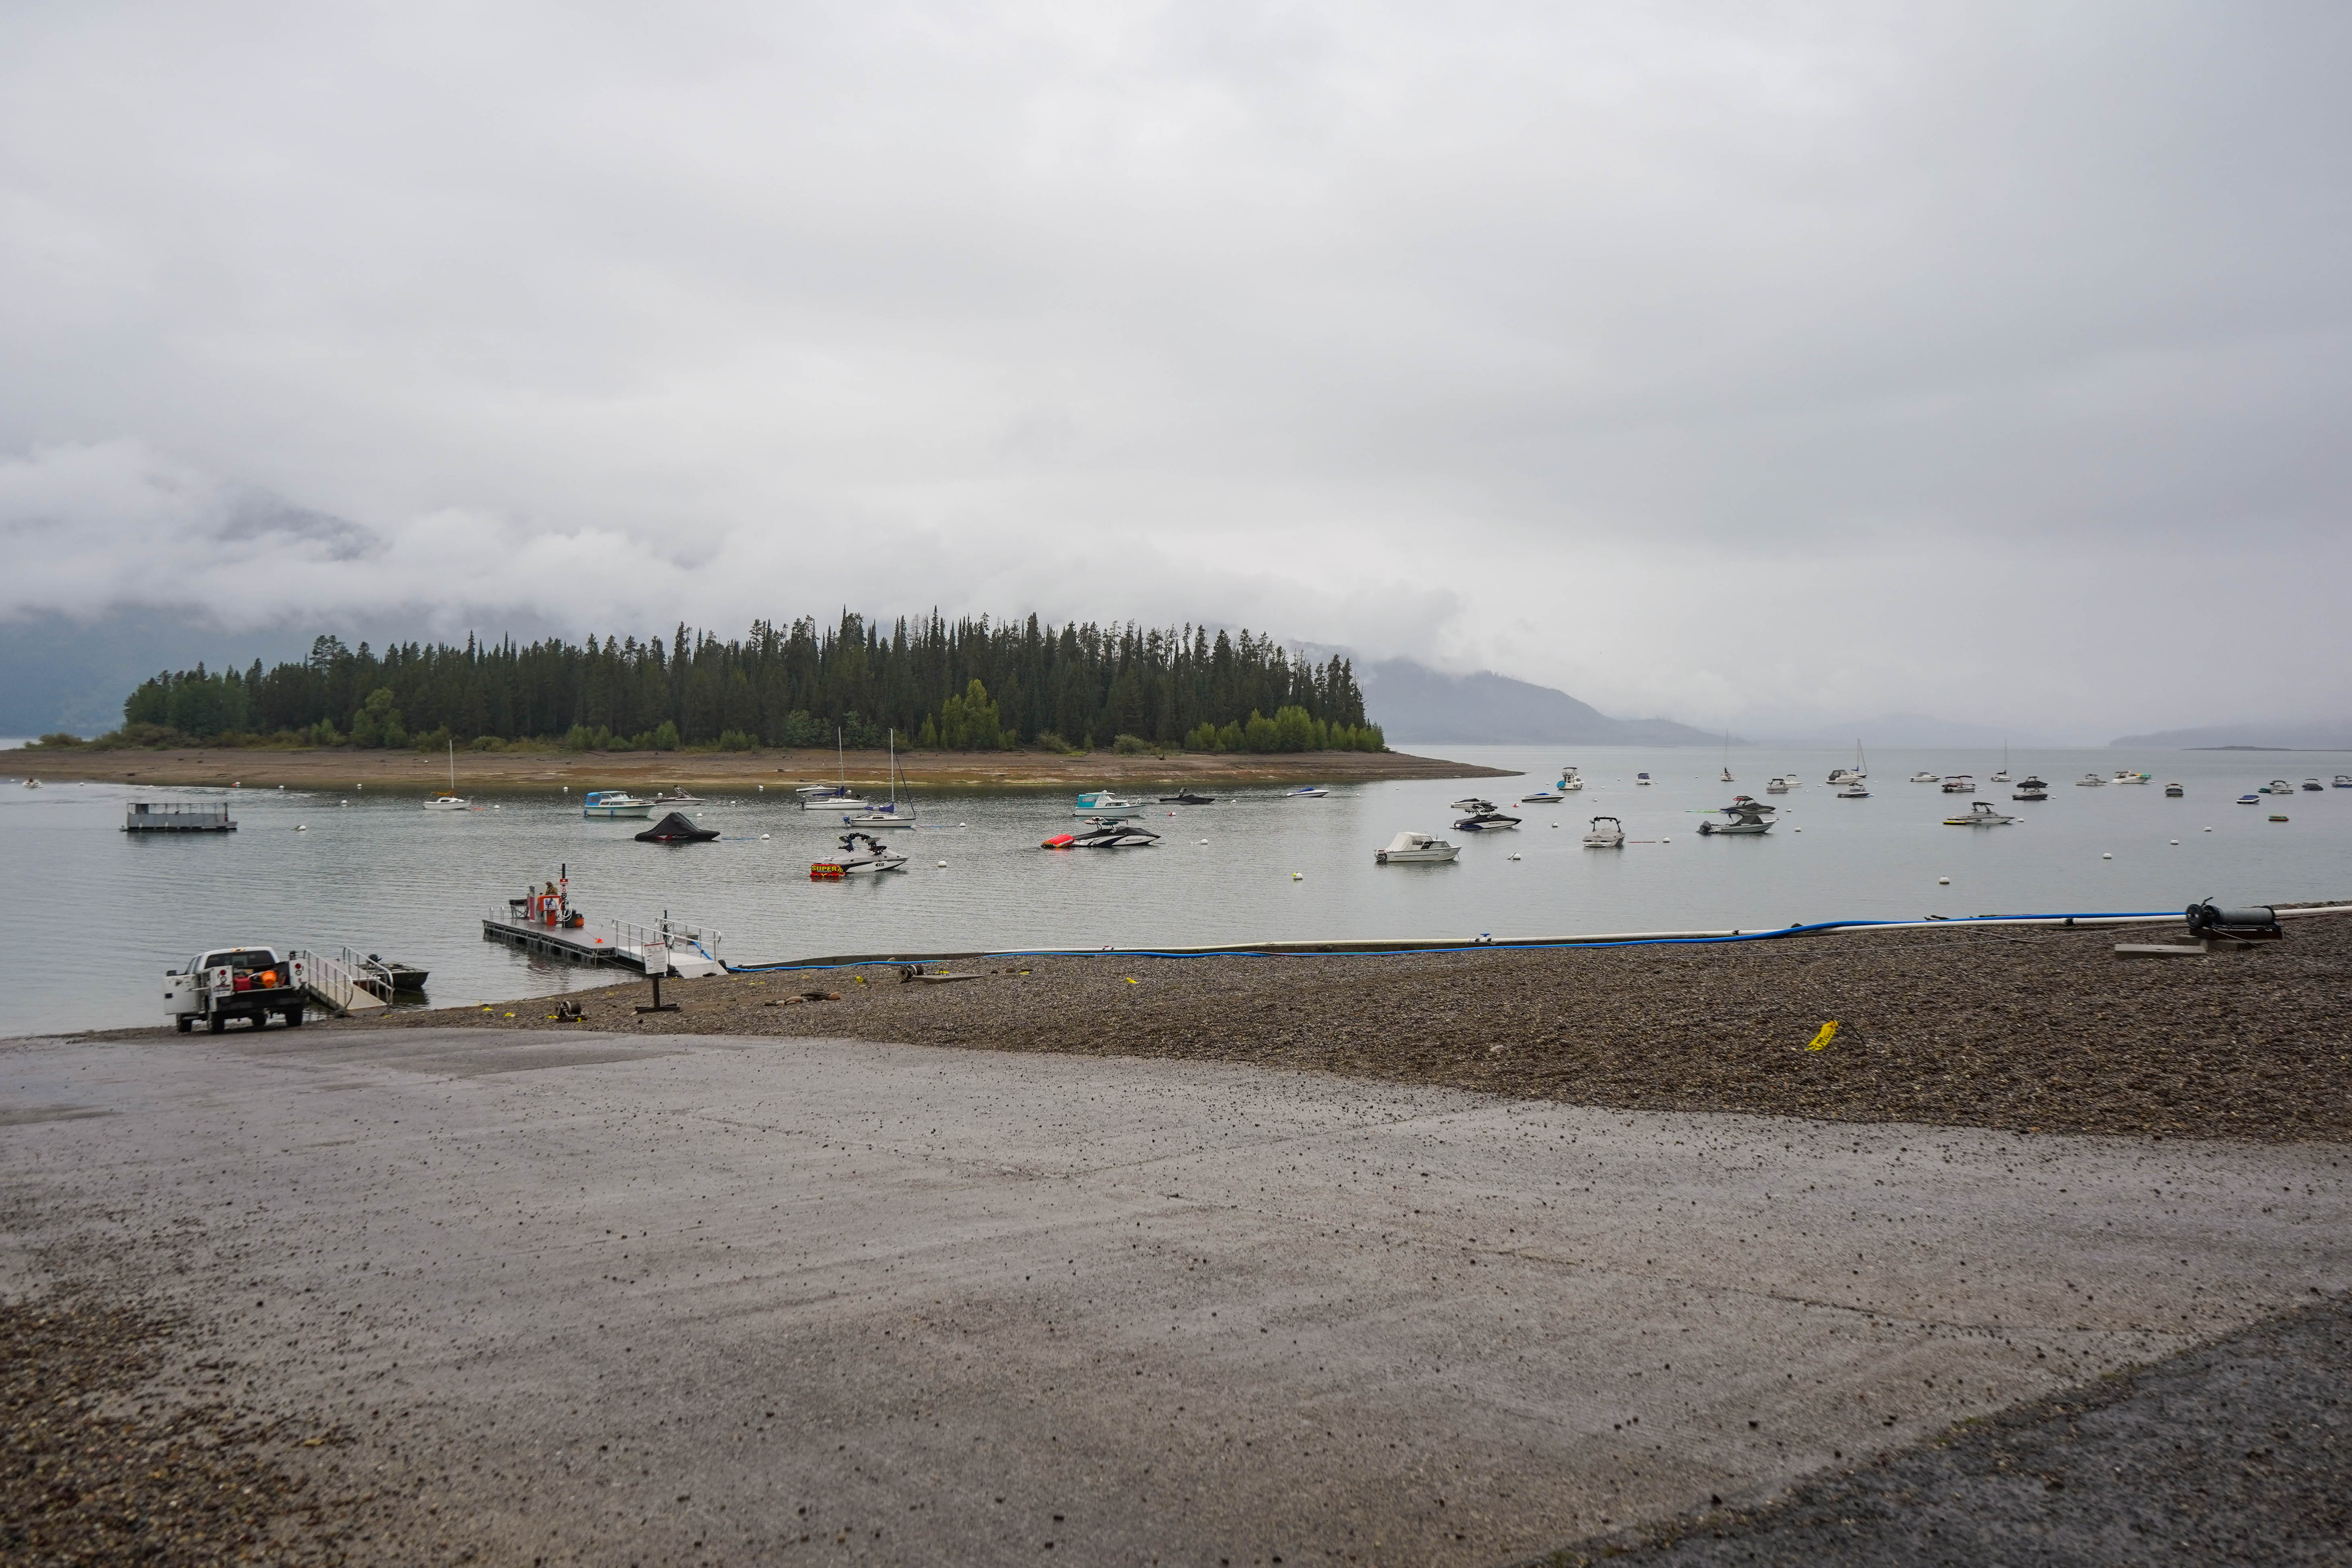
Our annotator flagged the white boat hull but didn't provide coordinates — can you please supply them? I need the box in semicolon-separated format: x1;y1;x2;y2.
1696;821;1773;835
1377;847;1460;863
1581;833;1623;848
423;797;471;811
583;804;653;819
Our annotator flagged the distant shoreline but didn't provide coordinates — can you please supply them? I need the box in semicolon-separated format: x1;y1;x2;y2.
5;743;1515;792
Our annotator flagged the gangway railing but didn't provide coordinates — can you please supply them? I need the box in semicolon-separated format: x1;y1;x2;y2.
289;948;387;1015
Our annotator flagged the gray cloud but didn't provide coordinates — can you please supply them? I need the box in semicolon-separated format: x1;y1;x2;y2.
1;1;2346;736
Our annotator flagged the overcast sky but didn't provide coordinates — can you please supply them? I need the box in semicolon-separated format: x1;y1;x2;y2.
2;1;2347;737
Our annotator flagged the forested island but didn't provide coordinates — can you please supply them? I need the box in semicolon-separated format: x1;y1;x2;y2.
44;614;1385;756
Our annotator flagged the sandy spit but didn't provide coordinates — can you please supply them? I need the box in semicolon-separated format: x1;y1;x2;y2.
7;743;1512;792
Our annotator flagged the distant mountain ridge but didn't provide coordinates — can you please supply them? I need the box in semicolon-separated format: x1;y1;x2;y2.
2107;721;2352;750
1357;659;1723;746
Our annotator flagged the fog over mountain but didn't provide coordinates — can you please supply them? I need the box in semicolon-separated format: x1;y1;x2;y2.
4;3;2349;737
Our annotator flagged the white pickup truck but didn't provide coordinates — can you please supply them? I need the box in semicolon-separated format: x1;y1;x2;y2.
165;946;312;1033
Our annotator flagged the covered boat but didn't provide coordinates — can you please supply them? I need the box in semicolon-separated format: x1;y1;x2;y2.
635;811;718;843
1581;815;1624;848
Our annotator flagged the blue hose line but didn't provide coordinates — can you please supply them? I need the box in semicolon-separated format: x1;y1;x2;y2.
718;908;2180;974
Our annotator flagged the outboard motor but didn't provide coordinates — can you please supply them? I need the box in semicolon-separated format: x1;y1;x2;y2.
2184;901;2282;940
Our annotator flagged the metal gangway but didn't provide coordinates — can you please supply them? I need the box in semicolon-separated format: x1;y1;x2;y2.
288;948;388;1015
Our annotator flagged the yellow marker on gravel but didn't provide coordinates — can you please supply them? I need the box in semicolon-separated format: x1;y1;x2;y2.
1805;1021;1840;1052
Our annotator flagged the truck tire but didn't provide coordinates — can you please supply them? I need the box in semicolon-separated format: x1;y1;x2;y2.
248;1010;268;1030
176;1015;193;1033
284;1006;305;1027
208;1014;225;1033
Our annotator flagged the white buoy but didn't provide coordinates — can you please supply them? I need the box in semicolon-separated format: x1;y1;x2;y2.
759;832;771;840
1292;871;1303;880
1198;838;1208;844
2101;852;2113;859
2170;839;2180;845
1508;852;1522;861
295;824;307;831
2204;826;2213;832
1937;877;1949;885
936;860;947;868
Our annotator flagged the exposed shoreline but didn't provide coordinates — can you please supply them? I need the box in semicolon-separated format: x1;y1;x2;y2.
69;906;2344;1144
4;743;1513;792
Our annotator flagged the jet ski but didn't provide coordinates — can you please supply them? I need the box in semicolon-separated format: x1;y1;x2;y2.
1042;818;1162;849
635;811;719;843
809;831;908;877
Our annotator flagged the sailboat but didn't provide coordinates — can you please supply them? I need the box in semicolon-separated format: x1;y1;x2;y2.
843;731;916;827
1720;730;1734;784
801;728;871;810
1835;740;1871;797
1990;744;2012;786
423;738;470;811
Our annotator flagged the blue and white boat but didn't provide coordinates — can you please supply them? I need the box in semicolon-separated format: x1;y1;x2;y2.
582;790;654;820
1285;785;1330;798
1074;790;1147;816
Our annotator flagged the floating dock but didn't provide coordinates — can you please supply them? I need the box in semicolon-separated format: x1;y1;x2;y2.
124;801;235;833
481;909;724;975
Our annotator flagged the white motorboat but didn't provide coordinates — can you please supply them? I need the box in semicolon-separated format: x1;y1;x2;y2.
653;788;704;806
1375;831;1459;864
1074;789;1148;815
810;830;907;876
1634;772;1653;786
1450;796;1498;812
2113;769;2151;784
2164;783;2184;797
844;732;917;827
1520;784;1566;803
1836;781;1871;798
1044;818;1161;848
1454;806;1522;831
424;739;470;811
1286;785;1331;798
2302;779;2325;792
1581;815;1624;848
2335;776;2352;789
582;790;654;819
1558;767;1585;792
1697;798;1775;835
799;786;871;811
2076;773;2106;787
2260;779;2293;795
2012;776;2049;801
1910;771;1940;783
1940;775;1975;793
1943;802;2016;826
1765;776;1793;793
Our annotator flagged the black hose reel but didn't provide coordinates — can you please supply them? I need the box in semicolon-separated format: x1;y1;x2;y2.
2184;901;2283;940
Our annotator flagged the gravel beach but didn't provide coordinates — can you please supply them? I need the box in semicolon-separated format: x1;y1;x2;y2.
342;908;2352;1143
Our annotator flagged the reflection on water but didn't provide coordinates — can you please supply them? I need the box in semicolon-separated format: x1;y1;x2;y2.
5;744;2347;1034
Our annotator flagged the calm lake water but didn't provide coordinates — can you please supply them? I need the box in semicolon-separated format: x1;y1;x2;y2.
6;743;2348;1035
